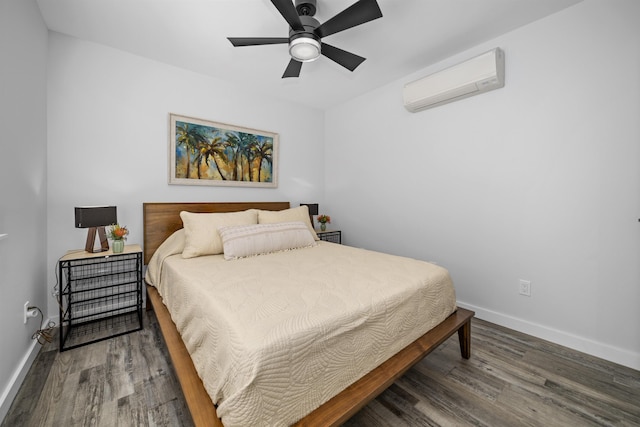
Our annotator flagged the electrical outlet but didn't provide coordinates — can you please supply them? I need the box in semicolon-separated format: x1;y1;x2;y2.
23;301;37;324
24;301;30;324
519;279;531;297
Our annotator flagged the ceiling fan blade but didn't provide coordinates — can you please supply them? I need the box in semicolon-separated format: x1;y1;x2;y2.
315;0;383;38
321;43;365;72
282;59;303;78
271;0;304;32
228;37;289;47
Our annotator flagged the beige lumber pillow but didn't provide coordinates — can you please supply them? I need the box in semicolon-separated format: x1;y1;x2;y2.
257;205;319;240
180;209;258;258
218;222;316;260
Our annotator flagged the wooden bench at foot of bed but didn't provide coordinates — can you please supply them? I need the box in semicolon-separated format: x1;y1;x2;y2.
147;284;474;427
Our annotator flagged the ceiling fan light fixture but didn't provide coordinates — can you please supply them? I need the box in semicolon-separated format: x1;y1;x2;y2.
289;37;321;62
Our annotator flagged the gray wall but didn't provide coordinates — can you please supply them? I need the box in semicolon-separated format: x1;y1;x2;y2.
0;0;48;418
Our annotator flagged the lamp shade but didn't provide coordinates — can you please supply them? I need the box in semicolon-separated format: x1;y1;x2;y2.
300;203;319;216
75;206;117;228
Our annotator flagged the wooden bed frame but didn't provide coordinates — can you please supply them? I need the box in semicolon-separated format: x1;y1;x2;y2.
143;202;474;427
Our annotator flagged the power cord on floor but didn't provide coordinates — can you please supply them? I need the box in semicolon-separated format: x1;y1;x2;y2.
30;306;56;345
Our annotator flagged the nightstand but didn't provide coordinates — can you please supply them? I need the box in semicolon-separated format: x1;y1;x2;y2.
58;244;143;351
317;230;341;244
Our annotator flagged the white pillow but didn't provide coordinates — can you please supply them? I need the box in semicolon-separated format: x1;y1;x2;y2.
180;209;258;258
258;205;319;240
218;221;316;260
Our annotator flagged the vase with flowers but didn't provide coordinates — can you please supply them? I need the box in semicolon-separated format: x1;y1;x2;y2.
108;224;129;253
317;214;331;231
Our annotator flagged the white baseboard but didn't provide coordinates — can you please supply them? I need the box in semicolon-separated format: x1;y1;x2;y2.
457;301;640;371
0;334;42;422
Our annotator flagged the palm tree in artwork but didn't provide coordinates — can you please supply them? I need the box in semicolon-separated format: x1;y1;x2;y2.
229;132;258;181
176;123;207;178
194;137;229;180
253;138;274;182
224;133;240;180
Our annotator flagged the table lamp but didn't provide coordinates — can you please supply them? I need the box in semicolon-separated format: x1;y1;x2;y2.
75;206;117;252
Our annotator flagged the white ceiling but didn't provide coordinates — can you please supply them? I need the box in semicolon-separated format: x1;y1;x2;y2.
36;0;582;110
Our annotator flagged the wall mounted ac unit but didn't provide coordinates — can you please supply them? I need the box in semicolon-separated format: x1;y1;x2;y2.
403;48;505;113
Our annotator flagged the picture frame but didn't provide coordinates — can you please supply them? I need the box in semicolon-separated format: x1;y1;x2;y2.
169;113;278;188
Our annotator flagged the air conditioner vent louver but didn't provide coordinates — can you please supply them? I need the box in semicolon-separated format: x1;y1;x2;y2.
403;48;505;113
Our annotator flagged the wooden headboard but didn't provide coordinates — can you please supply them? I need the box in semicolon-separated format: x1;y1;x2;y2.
142;201;290;264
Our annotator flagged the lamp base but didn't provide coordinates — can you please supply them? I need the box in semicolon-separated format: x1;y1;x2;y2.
85;227;109;253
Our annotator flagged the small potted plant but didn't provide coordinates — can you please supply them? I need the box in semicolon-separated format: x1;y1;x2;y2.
108;223;129;253
317;214;331;231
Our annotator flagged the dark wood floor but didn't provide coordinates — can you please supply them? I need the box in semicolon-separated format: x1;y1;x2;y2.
3;310;639;426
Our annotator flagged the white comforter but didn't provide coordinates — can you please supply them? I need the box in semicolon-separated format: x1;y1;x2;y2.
146;236;456;426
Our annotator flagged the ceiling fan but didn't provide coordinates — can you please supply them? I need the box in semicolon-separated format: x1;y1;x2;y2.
227;0;383;78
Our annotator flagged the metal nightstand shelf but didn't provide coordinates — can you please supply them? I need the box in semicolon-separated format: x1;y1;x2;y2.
58;244;143;351
317;230;341;244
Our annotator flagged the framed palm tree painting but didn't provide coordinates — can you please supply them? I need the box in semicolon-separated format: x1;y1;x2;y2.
169;113;278;188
